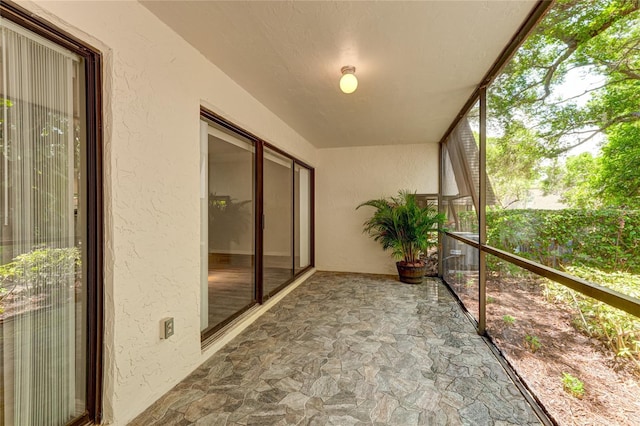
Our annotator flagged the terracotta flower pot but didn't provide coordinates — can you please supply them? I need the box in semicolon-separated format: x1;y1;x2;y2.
396;261;427;284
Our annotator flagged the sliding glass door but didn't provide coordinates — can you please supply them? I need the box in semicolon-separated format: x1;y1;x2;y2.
263;148;294;296
200;120;256;334
0;20;88;425
200;110;314;339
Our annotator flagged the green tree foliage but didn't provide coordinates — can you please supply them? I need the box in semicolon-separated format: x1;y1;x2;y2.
599;123;640;209
486;209;640;272
543;153;602;209
0;247;80;294
486;130;541;208
487;0;640;208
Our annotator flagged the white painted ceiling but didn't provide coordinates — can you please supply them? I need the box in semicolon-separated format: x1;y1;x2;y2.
141;1;536;148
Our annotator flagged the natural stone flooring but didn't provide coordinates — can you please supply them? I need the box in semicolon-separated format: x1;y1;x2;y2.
131;272;542;425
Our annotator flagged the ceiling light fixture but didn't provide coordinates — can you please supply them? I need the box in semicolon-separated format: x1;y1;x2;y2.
339;65;358;94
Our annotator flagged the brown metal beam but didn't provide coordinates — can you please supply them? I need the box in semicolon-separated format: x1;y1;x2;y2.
478;88;487;334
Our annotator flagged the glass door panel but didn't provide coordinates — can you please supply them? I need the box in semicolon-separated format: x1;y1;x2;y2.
294;164;311;273
263;148;293;296
0;21;87;425
200;121;255;333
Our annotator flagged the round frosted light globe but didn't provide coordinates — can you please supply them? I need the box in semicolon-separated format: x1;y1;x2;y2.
340;72;358;94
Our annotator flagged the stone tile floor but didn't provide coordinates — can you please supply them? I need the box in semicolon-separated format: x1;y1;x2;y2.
131;272;542;425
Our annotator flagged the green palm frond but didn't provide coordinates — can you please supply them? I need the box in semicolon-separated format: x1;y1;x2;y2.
357;190;446;263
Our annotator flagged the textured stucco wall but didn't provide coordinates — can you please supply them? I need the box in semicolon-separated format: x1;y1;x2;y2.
316;144;439;275
18;1;317;424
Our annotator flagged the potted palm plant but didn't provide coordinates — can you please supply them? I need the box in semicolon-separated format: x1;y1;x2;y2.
357;190;445;284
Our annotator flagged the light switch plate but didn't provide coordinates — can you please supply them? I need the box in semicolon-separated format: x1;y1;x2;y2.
161;317;174;339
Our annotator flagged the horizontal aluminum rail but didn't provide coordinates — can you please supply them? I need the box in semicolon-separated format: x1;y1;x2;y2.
444;231;640;318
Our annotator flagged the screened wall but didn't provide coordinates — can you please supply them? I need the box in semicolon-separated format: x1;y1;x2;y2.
441;105;481;320
439;1;640;424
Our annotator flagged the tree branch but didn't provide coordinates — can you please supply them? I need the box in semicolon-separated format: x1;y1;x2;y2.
545;112;640;156
560;2;639;46
503;198;522;209
536;44;577;102
532;2;639;102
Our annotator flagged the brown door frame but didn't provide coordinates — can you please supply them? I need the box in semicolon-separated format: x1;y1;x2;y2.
0;2;104;424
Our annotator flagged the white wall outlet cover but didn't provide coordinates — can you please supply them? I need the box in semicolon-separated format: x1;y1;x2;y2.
160;317;174;339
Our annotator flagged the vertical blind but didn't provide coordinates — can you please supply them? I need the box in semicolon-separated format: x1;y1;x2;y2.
1;20;85;425
442;118;497;212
